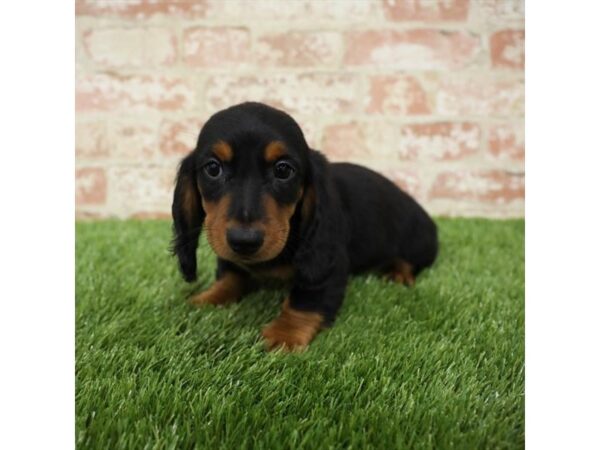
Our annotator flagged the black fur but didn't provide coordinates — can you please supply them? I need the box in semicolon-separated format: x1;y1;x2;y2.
172;153;204;282
172;102;438;326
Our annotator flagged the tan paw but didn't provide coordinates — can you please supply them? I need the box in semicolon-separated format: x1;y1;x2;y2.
261;299;323;352
188;272;244;307
389;260;415;287
188;289;235;307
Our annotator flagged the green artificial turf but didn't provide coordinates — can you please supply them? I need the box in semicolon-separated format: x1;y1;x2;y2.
76;218;524;450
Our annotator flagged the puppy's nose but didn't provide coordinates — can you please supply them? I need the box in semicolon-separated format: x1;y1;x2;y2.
226;227;264;256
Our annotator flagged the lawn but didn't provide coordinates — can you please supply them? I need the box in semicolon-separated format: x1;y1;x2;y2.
76;218;524;450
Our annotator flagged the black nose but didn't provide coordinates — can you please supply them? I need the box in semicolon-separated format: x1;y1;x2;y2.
226;227;264;256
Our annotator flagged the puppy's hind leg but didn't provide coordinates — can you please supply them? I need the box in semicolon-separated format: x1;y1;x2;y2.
388;259;416;287
389;214;438;286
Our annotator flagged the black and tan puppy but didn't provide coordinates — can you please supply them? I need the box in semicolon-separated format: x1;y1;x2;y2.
172;102;438;351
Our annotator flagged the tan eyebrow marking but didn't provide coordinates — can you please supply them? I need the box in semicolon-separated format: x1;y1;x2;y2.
212;140;233;162
264;141;287;162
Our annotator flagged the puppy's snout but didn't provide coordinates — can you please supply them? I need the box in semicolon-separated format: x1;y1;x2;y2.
226;227;264;256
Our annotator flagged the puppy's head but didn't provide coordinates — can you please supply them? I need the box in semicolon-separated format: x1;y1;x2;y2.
172;102;314;281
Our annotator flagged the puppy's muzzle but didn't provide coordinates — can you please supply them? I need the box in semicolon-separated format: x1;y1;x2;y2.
226;227;264;256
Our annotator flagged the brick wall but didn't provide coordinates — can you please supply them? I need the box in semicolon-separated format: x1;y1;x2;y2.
75;0;524;219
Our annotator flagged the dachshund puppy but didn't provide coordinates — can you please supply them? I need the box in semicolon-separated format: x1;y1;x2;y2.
172;102;438;351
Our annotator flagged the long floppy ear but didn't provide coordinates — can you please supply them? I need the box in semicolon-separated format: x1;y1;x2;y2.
293;150;342;287
171;153;205;282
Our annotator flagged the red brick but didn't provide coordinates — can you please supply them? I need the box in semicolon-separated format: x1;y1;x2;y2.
321;122;397;161
429;170;524;202
202;0;381;21
367;75;430;115
82;27;177;68
382;0;469;22
108;166;176;216
110;120;158;160
75;0;208;18
399;123;480;160
322;122;368;160
131;211;172;219
204;0;306;19
470;0;524;27
206;74;361;115
76;211;105;220
76;74;194;112
159;118;204;157
381;169;421;200
433;75;524;116
304;0;383;20
76;121;109;159
148;0;377;22
488;123;524;161
256;31;343;67
322;121;479;162
293;117;320;149
183;27;250;67
490;29;525;69
344;30;481;70
76;168;107;205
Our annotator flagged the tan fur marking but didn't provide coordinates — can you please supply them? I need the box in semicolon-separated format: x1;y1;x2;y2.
189;271;245;306
262;299;323;351
212;140;233;162
202;195;232;259
264;141;287;162
202;192;302;264
390;260;415;287
259;195;297;261
181;176;198;226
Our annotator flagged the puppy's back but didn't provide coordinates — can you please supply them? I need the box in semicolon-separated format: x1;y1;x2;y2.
330;163;438;275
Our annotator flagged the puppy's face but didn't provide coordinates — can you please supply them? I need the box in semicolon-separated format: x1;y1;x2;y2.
194;126;307;265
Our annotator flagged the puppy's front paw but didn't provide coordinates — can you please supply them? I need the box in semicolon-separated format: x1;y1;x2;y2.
188;289;234;307
261;299;323;352
188;272;244;307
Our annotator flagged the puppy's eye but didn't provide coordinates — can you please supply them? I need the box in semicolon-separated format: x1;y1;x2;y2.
273;161;295;180
203;160;222;179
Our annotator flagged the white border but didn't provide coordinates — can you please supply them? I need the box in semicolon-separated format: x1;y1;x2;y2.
2;1;600;449
527;1;600;449
0;2;74;449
